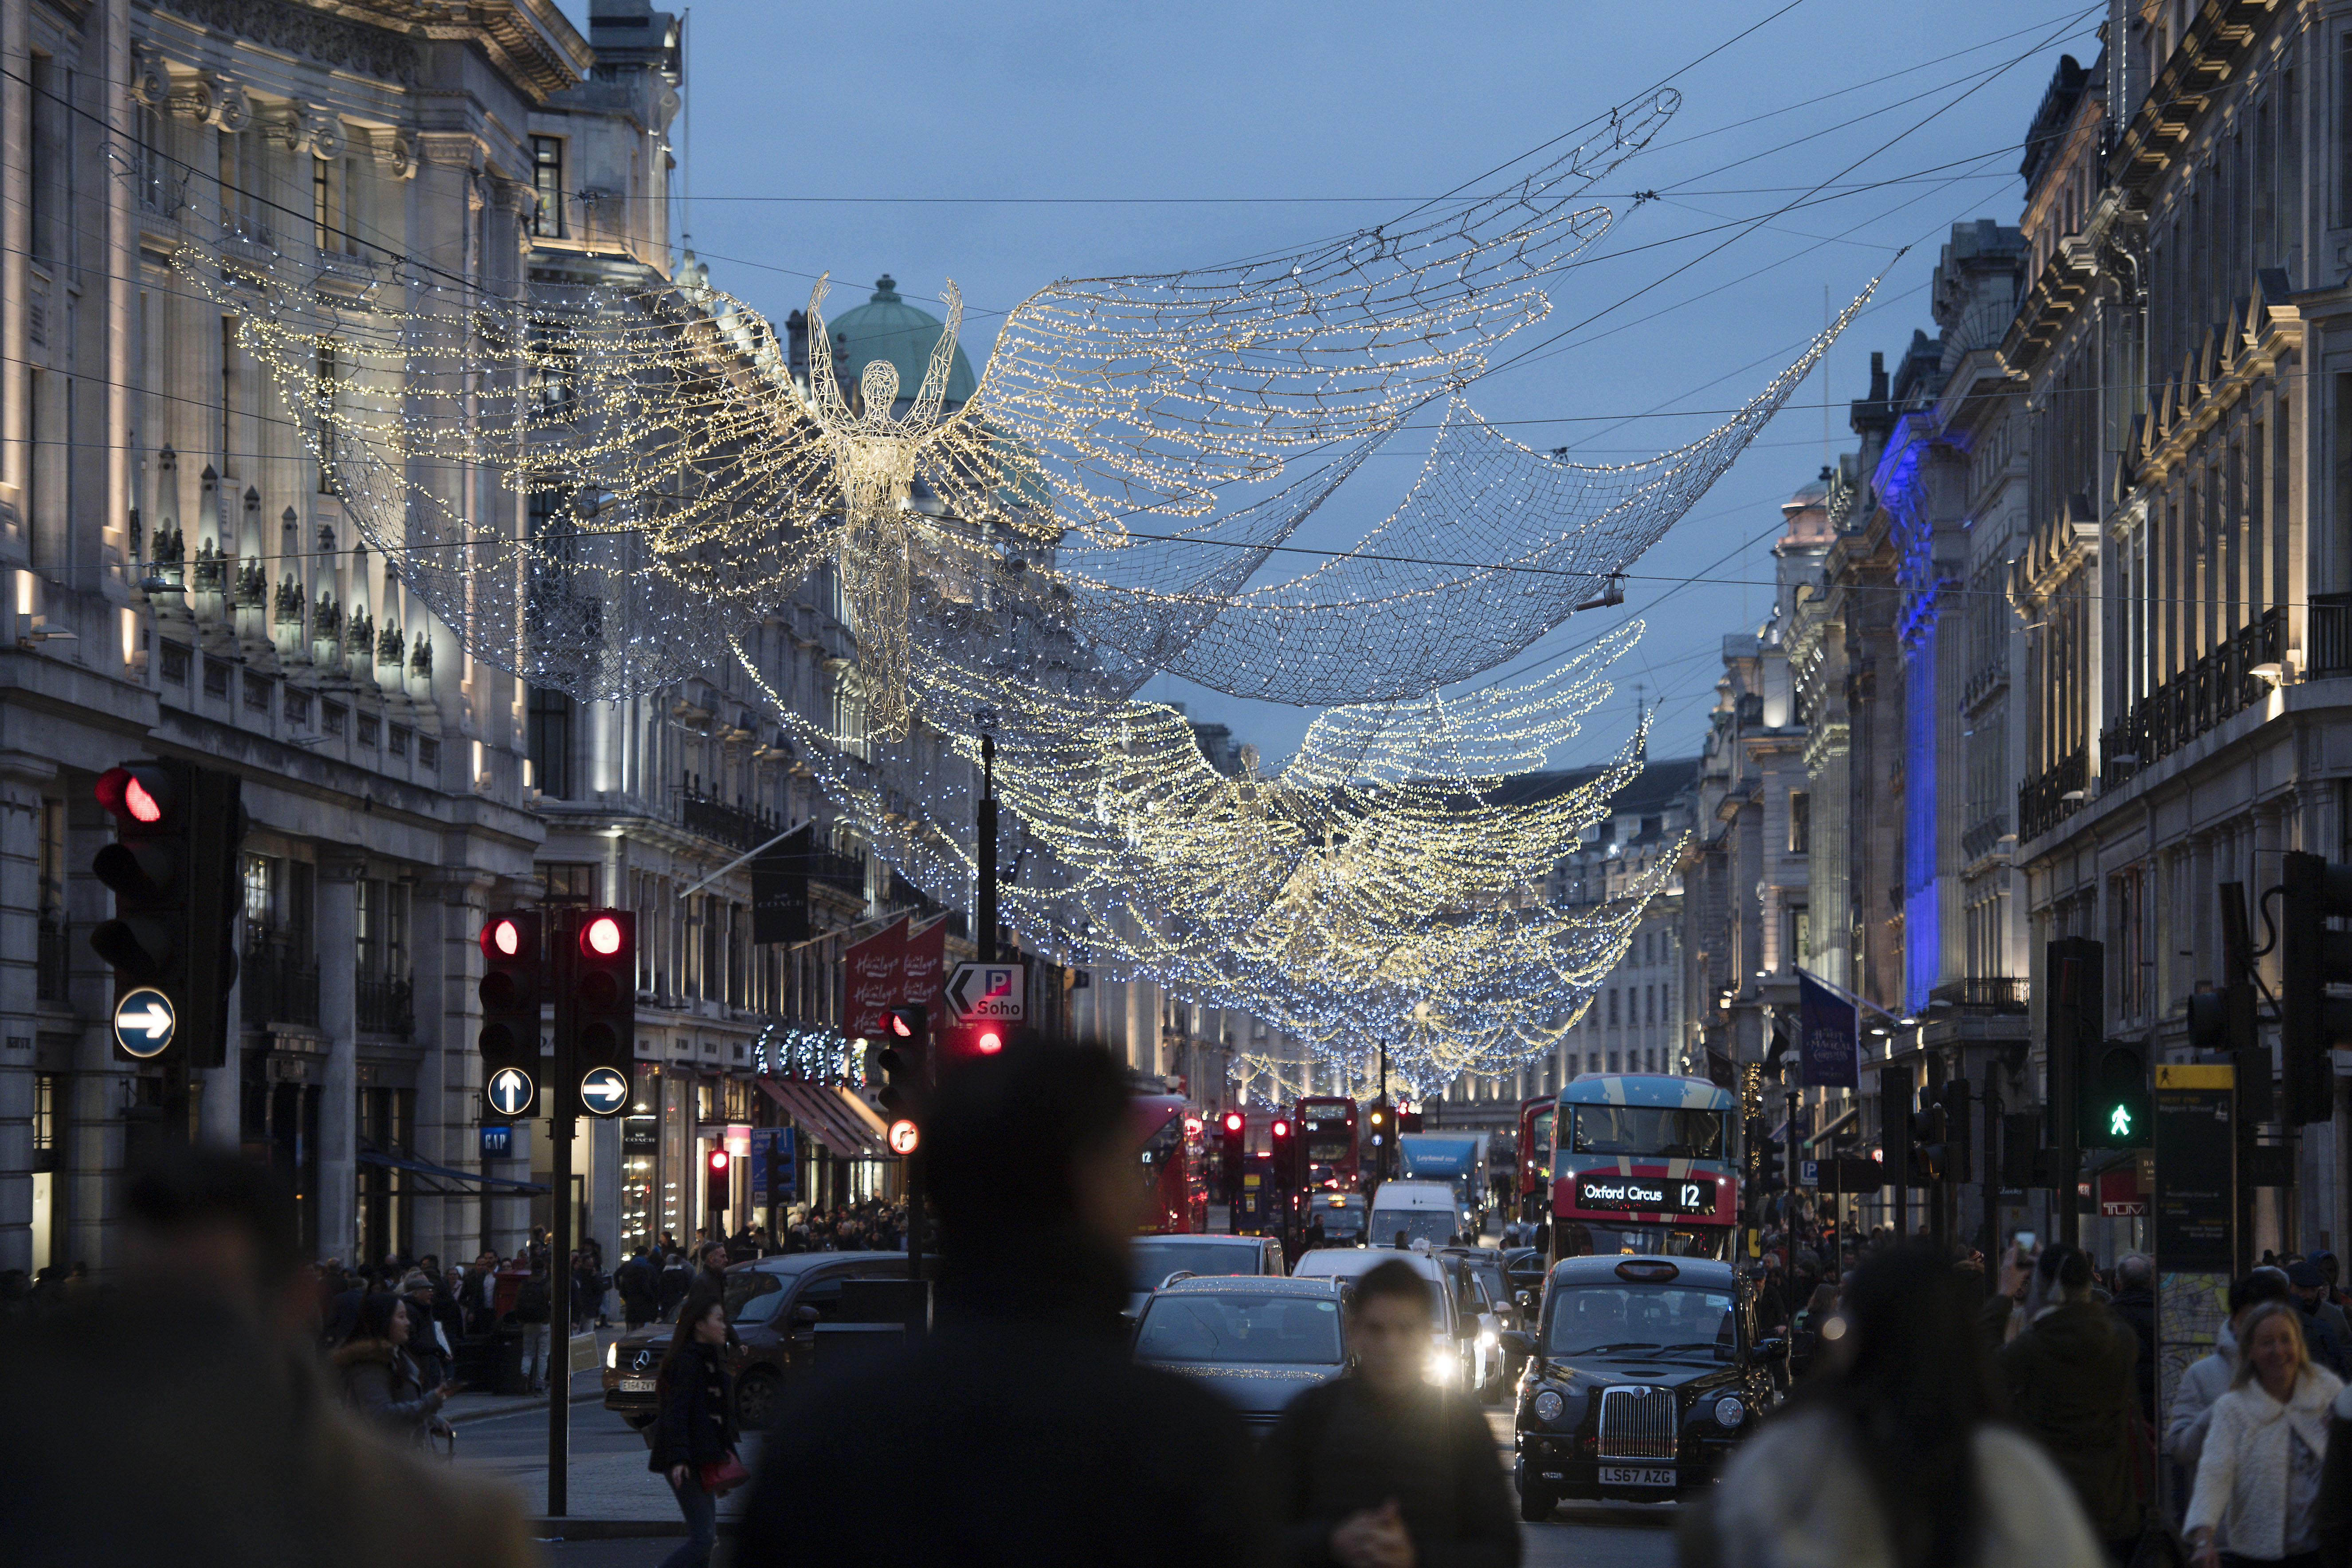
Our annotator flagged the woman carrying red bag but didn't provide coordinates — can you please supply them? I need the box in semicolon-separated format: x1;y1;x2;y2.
650;1294;743;1568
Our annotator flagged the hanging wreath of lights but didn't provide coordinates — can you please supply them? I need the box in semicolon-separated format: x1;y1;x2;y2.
149;86;1877;1082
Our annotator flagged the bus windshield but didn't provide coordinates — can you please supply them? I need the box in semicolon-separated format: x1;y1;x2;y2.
1570;1105;1729;1160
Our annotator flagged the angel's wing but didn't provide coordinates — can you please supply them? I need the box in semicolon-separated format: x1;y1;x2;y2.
958;90;1679;533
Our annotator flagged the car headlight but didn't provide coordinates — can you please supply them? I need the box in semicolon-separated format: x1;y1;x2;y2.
1478;1328;1498;1349
1713;1395;1746;1428
1532;1388;1566;1423
1424;1347;1458;1384
604;1342;617;1370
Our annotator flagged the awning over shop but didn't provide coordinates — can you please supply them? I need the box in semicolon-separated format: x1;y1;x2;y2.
357;1141;549;1195
760;1078;892;1159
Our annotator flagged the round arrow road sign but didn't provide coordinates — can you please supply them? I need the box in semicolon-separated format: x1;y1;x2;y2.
486;1066;535;1119
113;988;176;1058
579;1066;630;1117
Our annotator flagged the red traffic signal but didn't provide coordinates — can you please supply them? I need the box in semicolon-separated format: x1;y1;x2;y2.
477;910;541;1118
483;915;526;960
1223;1111;1244;1136
561;908;635;1088
885;1007;919;1039
1271;1118;1291;1139
96;765;174;825
705;1146;730;1218
708;1149;729;1172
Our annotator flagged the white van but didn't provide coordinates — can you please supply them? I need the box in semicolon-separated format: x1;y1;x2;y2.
1367;1180;1462;1251
1291;1245;1487;1391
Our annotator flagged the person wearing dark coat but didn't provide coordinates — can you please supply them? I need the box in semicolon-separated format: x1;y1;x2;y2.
1263;1258;1519;1568
736;1040;1274;1568
333;1292;456;1449
1997;1243;2142;1557
2108;1252;2158;1426
649;1295;738;1568
657;1250;692;1321
615;1246;657;1329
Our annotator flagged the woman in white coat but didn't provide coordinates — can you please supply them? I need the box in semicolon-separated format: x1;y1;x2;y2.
2187;1301;2344;1568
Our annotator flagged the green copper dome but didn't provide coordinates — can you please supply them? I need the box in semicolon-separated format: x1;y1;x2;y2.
821;274;978;412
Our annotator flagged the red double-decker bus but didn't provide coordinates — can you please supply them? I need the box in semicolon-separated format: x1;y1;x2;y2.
1294;1096;1360;1192
1515;1094;1556;1226
1133;1094;1207;1233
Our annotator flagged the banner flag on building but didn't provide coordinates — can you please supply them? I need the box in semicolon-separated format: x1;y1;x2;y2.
751;823;815;945
901;917;949;1021
842;917;911;1038
1798;968;1859;1089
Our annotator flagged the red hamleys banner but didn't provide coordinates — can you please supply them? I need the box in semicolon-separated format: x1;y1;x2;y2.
842;917;910;1038
900;918;949;1022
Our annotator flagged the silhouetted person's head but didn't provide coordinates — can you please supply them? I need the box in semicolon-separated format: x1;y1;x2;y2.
925;1039;1132;1319
1350;1259;1434;1394
122;1147;307;1334
1809;1241;1999;1568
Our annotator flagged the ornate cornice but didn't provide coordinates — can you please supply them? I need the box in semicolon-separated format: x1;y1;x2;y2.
149;0;419;86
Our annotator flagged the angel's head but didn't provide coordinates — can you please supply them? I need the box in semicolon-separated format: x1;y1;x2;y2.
859;358;900;418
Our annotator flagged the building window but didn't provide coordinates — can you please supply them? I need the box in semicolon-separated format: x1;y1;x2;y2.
244;854;276;933
1788;791;1810;855
203;659;230;699
243;672;270;712
161;642;190;683
543;862;599;905
323;702;347;737
1607;988;1619;1028
1791;908;1810;968
357;713;378;748
284;688;310;725
531;136;565;238
311;154;348;253
528;687;574;798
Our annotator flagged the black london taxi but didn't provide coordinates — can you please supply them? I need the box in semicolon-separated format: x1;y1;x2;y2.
1504;1253;1782;1518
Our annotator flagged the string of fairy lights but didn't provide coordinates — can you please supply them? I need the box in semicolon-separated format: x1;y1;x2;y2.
157;83;1855;1085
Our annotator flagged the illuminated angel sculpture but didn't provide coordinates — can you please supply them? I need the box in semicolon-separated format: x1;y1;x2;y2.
180;85;1870;735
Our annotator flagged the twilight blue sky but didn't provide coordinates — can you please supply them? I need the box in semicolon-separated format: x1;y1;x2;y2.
561;0;2106;769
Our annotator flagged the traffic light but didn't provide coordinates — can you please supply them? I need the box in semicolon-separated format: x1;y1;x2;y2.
874;1005;929;1117
2083;1037;2151;1149
90;760;243;1066
940;1016;1008;1062
1269;1116;1297;1190
1934;1079;1974;1182
1220;1110;1246;1196
478;911;542;1118
1879;1065;1914;1190
559;908;636;1088
1909;1100;1949;1184
2048;936;2105;1160
2278;852;2352;1125
1756;1126;1785;1194
705;1147;730;1218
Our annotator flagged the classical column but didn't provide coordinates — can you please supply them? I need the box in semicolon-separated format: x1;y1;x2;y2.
316;853;361;1264
0;753;55;1273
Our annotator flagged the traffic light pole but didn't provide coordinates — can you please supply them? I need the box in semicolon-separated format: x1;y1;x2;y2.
977;735;998;966
548;1069;572;1519
546;909;574;1520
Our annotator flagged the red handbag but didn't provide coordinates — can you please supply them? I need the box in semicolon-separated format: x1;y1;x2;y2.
698;1452;749;1496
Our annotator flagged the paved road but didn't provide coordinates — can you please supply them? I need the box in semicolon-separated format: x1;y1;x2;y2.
469;1395;1674;1566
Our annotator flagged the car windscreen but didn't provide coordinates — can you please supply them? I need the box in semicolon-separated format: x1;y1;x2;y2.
1369;1210;1456;1249
721;1272;782;1322
1543;1282;1735;1360
1137;1293;1345;1364
1570;1105;1727;1159
1128;1243;1261;1292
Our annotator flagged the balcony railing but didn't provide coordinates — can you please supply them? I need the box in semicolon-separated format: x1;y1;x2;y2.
2313;593;2352;678
1928;977;2029;1012
2100;607;2283;785
357;972;415;1039
679;791;783;854
241;938;321;1028
2017;747;2086;842
808;850;867;897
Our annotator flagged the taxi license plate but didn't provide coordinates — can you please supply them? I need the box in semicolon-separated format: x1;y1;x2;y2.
1598;1465;1675;1488
618;1378;655;1394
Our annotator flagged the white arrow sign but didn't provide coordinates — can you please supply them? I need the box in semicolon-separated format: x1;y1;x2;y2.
113;988;176;1058
946;961;1026;1023
486;1066;535;1118
580;1066;630;1117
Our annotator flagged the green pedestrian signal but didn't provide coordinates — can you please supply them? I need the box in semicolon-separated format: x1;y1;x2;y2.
2083;1038;2152;1149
